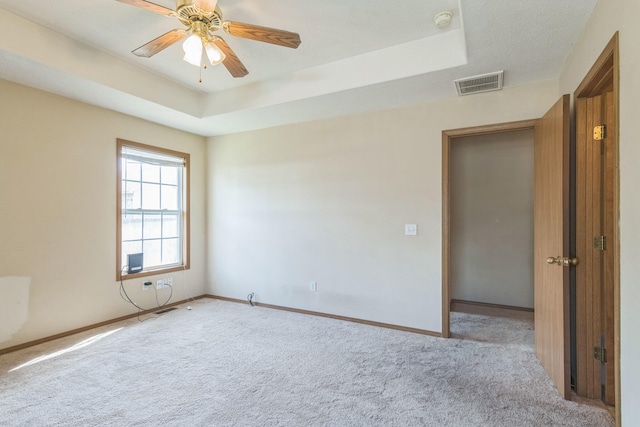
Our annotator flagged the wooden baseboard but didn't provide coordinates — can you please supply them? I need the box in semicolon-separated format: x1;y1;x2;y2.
451;299;534;313
205;294;441;337
0;296;206;356
1;294;441;356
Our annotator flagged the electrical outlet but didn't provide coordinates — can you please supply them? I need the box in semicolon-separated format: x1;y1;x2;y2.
166;277;172;286
143;281;152;291
310;281;317;292
156;279;164;290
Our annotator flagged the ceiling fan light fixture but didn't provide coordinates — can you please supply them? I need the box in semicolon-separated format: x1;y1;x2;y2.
193;0;218;12
205;42;226;65
182;34;203;66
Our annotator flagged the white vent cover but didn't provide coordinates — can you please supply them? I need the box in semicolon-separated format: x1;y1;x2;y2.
455;71;504;96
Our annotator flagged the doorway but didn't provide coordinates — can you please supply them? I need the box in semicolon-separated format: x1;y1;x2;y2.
447;128;535;341
443;100;573;398
442;120;537;338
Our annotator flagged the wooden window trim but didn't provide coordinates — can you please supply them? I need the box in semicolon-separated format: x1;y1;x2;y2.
116;138;190;281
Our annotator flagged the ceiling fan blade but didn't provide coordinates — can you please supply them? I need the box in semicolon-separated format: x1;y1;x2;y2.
132;29;187;58
116;0;175;16
211;37;249;78
224;21;301;49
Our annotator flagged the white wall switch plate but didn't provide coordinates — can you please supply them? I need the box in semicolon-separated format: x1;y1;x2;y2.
310;281;317;292
405;224;418;236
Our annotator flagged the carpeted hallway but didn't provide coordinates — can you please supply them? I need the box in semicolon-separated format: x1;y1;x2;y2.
0;299;614;426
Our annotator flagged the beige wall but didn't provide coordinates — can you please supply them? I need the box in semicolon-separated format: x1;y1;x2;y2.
559;0;640;423
0;79;207;351
450;130;534;309
207;79;557;332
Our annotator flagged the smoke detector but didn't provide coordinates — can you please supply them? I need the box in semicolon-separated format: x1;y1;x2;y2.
434;11;453;28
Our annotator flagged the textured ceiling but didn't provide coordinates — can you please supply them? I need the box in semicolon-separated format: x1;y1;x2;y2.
0;0;597;136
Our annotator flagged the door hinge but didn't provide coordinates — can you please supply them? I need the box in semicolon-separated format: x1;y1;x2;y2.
594;235;607;251
594;346;608;363
593;125;606;141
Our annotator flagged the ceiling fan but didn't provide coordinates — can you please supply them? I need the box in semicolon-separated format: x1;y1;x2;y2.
117;0;302;78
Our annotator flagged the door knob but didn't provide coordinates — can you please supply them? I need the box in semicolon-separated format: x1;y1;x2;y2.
546;256;580;267
547;256;561;265
561;257;580;267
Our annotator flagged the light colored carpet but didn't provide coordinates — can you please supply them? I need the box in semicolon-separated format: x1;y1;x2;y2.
450;309;534;346
0;299;613;426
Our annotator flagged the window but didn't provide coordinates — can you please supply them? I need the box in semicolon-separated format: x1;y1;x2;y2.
116;139;190;280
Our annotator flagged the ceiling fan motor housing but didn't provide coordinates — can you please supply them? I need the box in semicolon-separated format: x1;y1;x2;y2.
176;0;223;31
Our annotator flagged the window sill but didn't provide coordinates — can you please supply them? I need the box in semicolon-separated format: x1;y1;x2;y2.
118;264;189;281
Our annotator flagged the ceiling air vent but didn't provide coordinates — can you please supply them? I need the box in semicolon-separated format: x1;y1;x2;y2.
455;71;504;96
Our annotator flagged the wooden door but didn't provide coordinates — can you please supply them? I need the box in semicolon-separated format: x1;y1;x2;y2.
534;95;571;399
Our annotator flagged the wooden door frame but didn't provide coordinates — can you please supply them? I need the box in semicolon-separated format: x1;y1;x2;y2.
573;32;620;421
441;120;538;338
